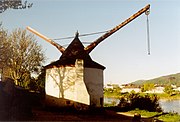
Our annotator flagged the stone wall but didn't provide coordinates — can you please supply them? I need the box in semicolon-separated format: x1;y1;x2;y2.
0;78;35;121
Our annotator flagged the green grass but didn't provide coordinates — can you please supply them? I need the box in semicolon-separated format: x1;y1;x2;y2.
127;109;180;122
128;109;160;117
158;112;180;122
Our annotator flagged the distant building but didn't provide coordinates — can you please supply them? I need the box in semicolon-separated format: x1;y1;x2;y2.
104;83;120;89
104;84;114;89
173;87;180;92
145;87;164;93
171;85;177;88
121;88;141;93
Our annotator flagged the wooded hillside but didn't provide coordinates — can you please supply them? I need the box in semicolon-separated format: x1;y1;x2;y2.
131;73;180;87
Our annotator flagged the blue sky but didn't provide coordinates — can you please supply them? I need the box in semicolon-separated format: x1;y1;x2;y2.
1;0;180;85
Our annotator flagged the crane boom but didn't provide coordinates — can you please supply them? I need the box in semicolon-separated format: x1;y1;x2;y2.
26;26;65;53
85;4;150;54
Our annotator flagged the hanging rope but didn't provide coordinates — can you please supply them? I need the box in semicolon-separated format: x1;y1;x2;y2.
145;9;151;55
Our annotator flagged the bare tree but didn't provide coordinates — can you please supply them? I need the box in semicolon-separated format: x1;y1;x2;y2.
0;0;33;13
0;27;11;81
0;28;45;86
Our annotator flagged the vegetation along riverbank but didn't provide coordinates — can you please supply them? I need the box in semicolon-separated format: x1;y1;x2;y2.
103;73;180;121
104;92;180;100
104;92;180;121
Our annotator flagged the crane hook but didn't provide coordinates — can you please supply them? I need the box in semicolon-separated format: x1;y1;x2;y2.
145;9;150;16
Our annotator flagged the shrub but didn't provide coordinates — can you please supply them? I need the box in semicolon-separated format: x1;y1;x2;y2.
164;85;174;95
118;93;162;112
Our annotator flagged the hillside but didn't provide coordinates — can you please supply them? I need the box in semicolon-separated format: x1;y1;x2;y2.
131;73;180;87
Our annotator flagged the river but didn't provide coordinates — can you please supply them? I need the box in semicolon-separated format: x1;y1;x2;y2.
104;97;180;114
159;99;180;114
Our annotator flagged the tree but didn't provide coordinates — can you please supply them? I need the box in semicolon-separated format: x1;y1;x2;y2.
0;27;10;81
164;85;174;95
0;0;33;13
168;76;176;85
141;83;155;92
0;28;45;87
36;67;45;92
113;85;122;94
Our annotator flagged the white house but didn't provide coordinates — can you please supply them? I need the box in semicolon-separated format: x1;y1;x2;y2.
121;88;141;93
173;87;180;92
145;86;164;93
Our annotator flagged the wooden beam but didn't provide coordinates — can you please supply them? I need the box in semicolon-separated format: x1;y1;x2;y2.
85;4;150;54
26;26;65;53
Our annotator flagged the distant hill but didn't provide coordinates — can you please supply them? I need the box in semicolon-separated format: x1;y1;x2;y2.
131;73;180;87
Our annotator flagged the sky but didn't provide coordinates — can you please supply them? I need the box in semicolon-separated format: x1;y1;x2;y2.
1;0;180;85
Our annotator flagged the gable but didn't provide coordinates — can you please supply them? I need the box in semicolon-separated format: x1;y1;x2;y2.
45;34;105;70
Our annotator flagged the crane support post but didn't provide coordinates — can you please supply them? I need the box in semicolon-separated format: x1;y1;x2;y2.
26;26;65;53
85;4;150;53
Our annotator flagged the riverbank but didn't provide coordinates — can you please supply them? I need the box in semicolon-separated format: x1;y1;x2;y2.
104;94;180;122
155;93;180;100
104;92;180;100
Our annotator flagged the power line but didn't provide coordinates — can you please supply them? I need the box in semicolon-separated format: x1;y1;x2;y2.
62;42;92;47
52;30;109;41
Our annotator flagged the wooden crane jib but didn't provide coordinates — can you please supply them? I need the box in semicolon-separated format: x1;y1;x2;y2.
85;4;150;54
26;4;150;54
26;26;65;53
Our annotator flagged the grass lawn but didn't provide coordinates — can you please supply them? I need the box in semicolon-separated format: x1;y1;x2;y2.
127;109;180;122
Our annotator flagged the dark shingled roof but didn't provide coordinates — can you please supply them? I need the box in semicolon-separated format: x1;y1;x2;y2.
45;34;105;70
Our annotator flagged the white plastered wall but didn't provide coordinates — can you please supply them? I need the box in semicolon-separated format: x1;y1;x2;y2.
84;68;104;107
45;60;90;106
